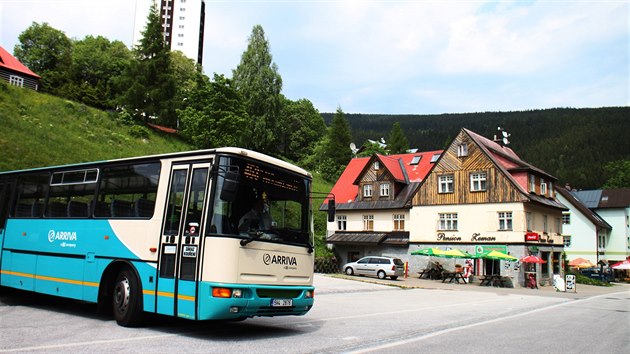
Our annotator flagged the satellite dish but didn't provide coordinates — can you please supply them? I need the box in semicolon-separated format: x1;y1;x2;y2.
350;143;358;155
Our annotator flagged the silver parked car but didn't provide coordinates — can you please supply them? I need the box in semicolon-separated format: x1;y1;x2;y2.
343;256;405;280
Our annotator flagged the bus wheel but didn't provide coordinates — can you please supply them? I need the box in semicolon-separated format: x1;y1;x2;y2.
112;269;144;327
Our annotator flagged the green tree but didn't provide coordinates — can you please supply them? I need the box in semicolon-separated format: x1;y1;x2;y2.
61;35;132;109
603;160;630;188
305;107;353;181
178;73;248;148
170;50;201;108
232;25;283;154
13;22;72;94
387;122;409;154
119;0;177;126
278;96;327;161
357;140;388;157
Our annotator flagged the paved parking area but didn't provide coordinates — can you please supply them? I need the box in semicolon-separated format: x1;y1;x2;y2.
320;273;630;299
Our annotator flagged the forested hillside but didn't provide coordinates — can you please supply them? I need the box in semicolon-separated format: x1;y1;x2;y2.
322;107;630;190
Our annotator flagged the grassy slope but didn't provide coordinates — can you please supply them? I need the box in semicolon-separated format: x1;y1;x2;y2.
0;82;190;172
0;82;334;252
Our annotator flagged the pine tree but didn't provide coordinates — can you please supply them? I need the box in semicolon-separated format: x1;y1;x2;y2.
232;25;283;154
387;122;410;154
120;0;177;126
326;107;353;170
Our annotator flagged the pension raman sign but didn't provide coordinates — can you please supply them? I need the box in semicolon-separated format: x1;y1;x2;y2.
436;232;497;242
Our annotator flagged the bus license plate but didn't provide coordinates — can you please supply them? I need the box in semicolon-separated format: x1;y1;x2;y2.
271;299;293;307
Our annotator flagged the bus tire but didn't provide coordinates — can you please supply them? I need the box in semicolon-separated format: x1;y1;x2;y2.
112;269;144;327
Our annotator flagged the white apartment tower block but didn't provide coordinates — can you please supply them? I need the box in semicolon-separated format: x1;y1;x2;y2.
134;0;206;65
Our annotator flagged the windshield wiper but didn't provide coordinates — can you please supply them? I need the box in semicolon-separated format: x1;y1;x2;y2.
240;230;263;246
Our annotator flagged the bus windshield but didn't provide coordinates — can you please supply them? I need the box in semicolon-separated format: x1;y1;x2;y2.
206;155;312;249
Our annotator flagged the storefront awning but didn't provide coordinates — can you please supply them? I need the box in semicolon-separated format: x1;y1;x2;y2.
327;231;409;246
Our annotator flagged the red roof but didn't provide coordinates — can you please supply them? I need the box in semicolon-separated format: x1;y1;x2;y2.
0;46;40;79
330;150;442;204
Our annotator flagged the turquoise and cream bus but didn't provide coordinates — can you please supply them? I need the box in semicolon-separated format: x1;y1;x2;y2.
0;148;315;326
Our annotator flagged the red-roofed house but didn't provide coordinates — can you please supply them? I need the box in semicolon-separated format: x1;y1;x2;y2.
411;128;567;287
0;46;40;91
323;150;442;263
323;128;568;288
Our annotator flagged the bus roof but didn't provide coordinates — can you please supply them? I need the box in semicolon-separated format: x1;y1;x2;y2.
0;147;312;179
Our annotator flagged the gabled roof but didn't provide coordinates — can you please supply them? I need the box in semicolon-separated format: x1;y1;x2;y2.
572;188;630;209
555;187;611;230
326;150;442;207
463;128;566;210
0;46;41;79
465;128;556;180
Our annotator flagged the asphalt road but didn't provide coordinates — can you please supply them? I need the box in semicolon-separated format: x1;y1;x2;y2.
0;275;628;353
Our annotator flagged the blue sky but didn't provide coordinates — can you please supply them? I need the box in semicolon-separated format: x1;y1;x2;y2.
1;0;628;114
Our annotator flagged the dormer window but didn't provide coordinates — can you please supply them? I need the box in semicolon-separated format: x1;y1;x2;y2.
457;144;468;157
540;180;547;195
529;175;536;192
410;156;421;165
380;183;390;197
363;184;373;198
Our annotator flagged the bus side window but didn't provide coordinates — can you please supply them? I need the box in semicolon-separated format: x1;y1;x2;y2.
14;173;48;218
0;183;12;229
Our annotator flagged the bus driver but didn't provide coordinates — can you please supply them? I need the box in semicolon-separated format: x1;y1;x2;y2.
238;197;272;233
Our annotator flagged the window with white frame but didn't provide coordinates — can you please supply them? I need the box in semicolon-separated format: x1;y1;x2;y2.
337;215;347;230
457;143;468;157
393;214;405;231
498;212;513;230
563;235;571;247
549;182;554;197
380;183;390;197
529;175;536;192
363;184;373;198
363;215;374;231
438;213;458;230
438;175;454;193
9;75;24;87
374;161;379;170
562;212;571;225
598;233;606;249
540;179;547;195
470;172;487;192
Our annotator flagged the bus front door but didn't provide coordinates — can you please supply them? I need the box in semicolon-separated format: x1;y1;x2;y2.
0;181;13;268
157;162;211;319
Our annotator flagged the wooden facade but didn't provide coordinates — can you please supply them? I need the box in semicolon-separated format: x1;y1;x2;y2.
358;157;398;202
413;131;526;206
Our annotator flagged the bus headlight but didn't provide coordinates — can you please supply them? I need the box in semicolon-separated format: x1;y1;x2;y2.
232;289;243;298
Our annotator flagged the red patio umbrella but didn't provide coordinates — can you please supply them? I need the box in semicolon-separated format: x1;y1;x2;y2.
521;255;546;263
611;260;630;270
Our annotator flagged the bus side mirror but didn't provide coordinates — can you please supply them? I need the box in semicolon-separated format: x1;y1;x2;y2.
220;170;240;202
327;198;335;222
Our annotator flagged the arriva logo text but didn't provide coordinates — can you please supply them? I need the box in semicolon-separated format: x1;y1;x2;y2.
263;253;298;266
48;230;78;243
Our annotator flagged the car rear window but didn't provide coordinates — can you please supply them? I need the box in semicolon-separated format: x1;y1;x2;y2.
393;259;404;266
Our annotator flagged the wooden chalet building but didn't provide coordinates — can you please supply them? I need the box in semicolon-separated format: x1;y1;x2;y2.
324;128;568;288
411;128;567;287
0;46;40;91
324;150;442;264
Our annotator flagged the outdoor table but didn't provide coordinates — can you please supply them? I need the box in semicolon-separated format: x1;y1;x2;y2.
479;274;505;287
417;269;431;279
442;271;467;284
